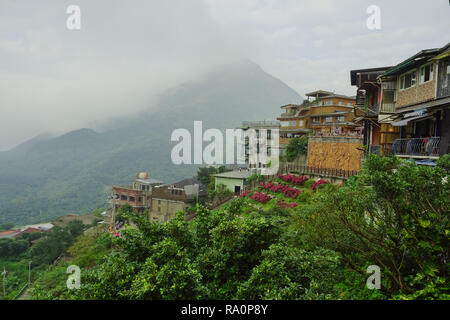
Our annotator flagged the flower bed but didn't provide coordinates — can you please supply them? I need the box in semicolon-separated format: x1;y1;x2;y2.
258;182;303;199
249;192;272;204
278;174;308;186
311;179;330;191
276;199;298;208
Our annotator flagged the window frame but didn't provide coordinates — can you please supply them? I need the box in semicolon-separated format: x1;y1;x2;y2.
399;69;417;90
419;62;434;84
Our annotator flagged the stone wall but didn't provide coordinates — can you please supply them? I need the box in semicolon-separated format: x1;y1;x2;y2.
307;136;363;171
396;62;437;108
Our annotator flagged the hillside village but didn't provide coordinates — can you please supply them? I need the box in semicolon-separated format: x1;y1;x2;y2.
106;42;450;227
1;42;449;300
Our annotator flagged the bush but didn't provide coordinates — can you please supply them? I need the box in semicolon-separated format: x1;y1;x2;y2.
293;154;450;298
286;136;308;162
303;179;315;189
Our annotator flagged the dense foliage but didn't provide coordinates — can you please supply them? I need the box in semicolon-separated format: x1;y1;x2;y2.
65;202;355;300
292;154;450;299
285;135;308;162
0;220;86;299
16;154;450;300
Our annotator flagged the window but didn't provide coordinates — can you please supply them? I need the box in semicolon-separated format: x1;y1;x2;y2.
338;101;344;106
299;120;303;127
138;197;142;202
129;196;135;202
141;185;145;191
400;70;416;89
267;147;271;155
325;116;332;123
121;195;127;201
312;116;320;123
325;100;333;105
281;121;296;127
419;63;434;84
337;116;344;122
347;102;353;107
267;129;271;139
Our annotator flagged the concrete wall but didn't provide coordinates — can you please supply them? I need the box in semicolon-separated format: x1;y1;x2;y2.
307;136;363;171
215;177;245;193
149;198;187;222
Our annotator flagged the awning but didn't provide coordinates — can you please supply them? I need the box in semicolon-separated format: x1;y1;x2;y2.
391;113;428;126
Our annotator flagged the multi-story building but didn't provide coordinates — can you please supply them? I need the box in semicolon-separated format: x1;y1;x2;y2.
377;42;450;163
241;120;280;166
276;91;358;153
277;103;311;154
112;172;202;222
149;179;202;222
306;90;358;135
112;172;164;213
350;67;394;155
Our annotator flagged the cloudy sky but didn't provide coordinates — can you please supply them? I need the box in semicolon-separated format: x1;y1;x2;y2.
0;0;449;150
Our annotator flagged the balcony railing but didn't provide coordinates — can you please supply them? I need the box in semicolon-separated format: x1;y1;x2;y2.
381;102;395;113
392;137;441;158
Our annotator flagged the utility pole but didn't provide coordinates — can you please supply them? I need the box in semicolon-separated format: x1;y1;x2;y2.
2;266;7;297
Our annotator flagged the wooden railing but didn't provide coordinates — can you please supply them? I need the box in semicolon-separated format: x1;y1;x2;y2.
284;164;358;179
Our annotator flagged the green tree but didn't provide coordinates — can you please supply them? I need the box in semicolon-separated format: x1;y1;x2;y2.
286;135;308;162
292;154;450;299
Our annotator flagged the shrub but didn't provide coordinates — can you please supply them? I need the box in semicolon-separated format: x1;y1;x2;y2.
259;182;303;199
276;199;298;208
303;179;315;189
311;179;330;191
278;174;308;186
250;192;272;204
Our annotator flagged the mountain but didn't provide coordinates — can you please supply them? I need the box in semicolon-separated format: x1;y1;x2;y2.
0;60;302;225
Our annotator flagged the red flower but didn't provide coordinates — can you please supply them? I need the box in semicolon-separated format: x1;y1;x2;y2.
311;179;330;191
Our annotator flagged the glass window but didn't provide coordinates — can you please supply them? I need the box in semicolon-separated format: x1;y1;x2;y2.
325;116;332;123
420;63;434;83
400;70;416;89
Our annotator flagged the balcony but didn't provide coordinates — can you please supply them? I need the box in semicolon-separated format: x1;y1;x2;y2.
279;111;297;118
381;103;395;113
392;137;441;159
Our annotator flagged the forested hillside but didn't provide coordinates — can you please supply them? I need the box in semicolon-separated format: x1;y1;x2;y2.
25;155;450;300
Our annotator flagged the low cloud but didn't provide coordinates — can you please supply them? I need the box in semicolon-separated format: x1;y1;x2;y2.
0;0;449;150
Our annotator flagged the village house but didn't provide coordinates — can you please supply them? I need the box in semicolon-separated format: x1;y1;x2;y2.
376;42;450;164
112;172;203;222
350;66;394;155
213;169;253;194
112;172;164;213
148;177;204;222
